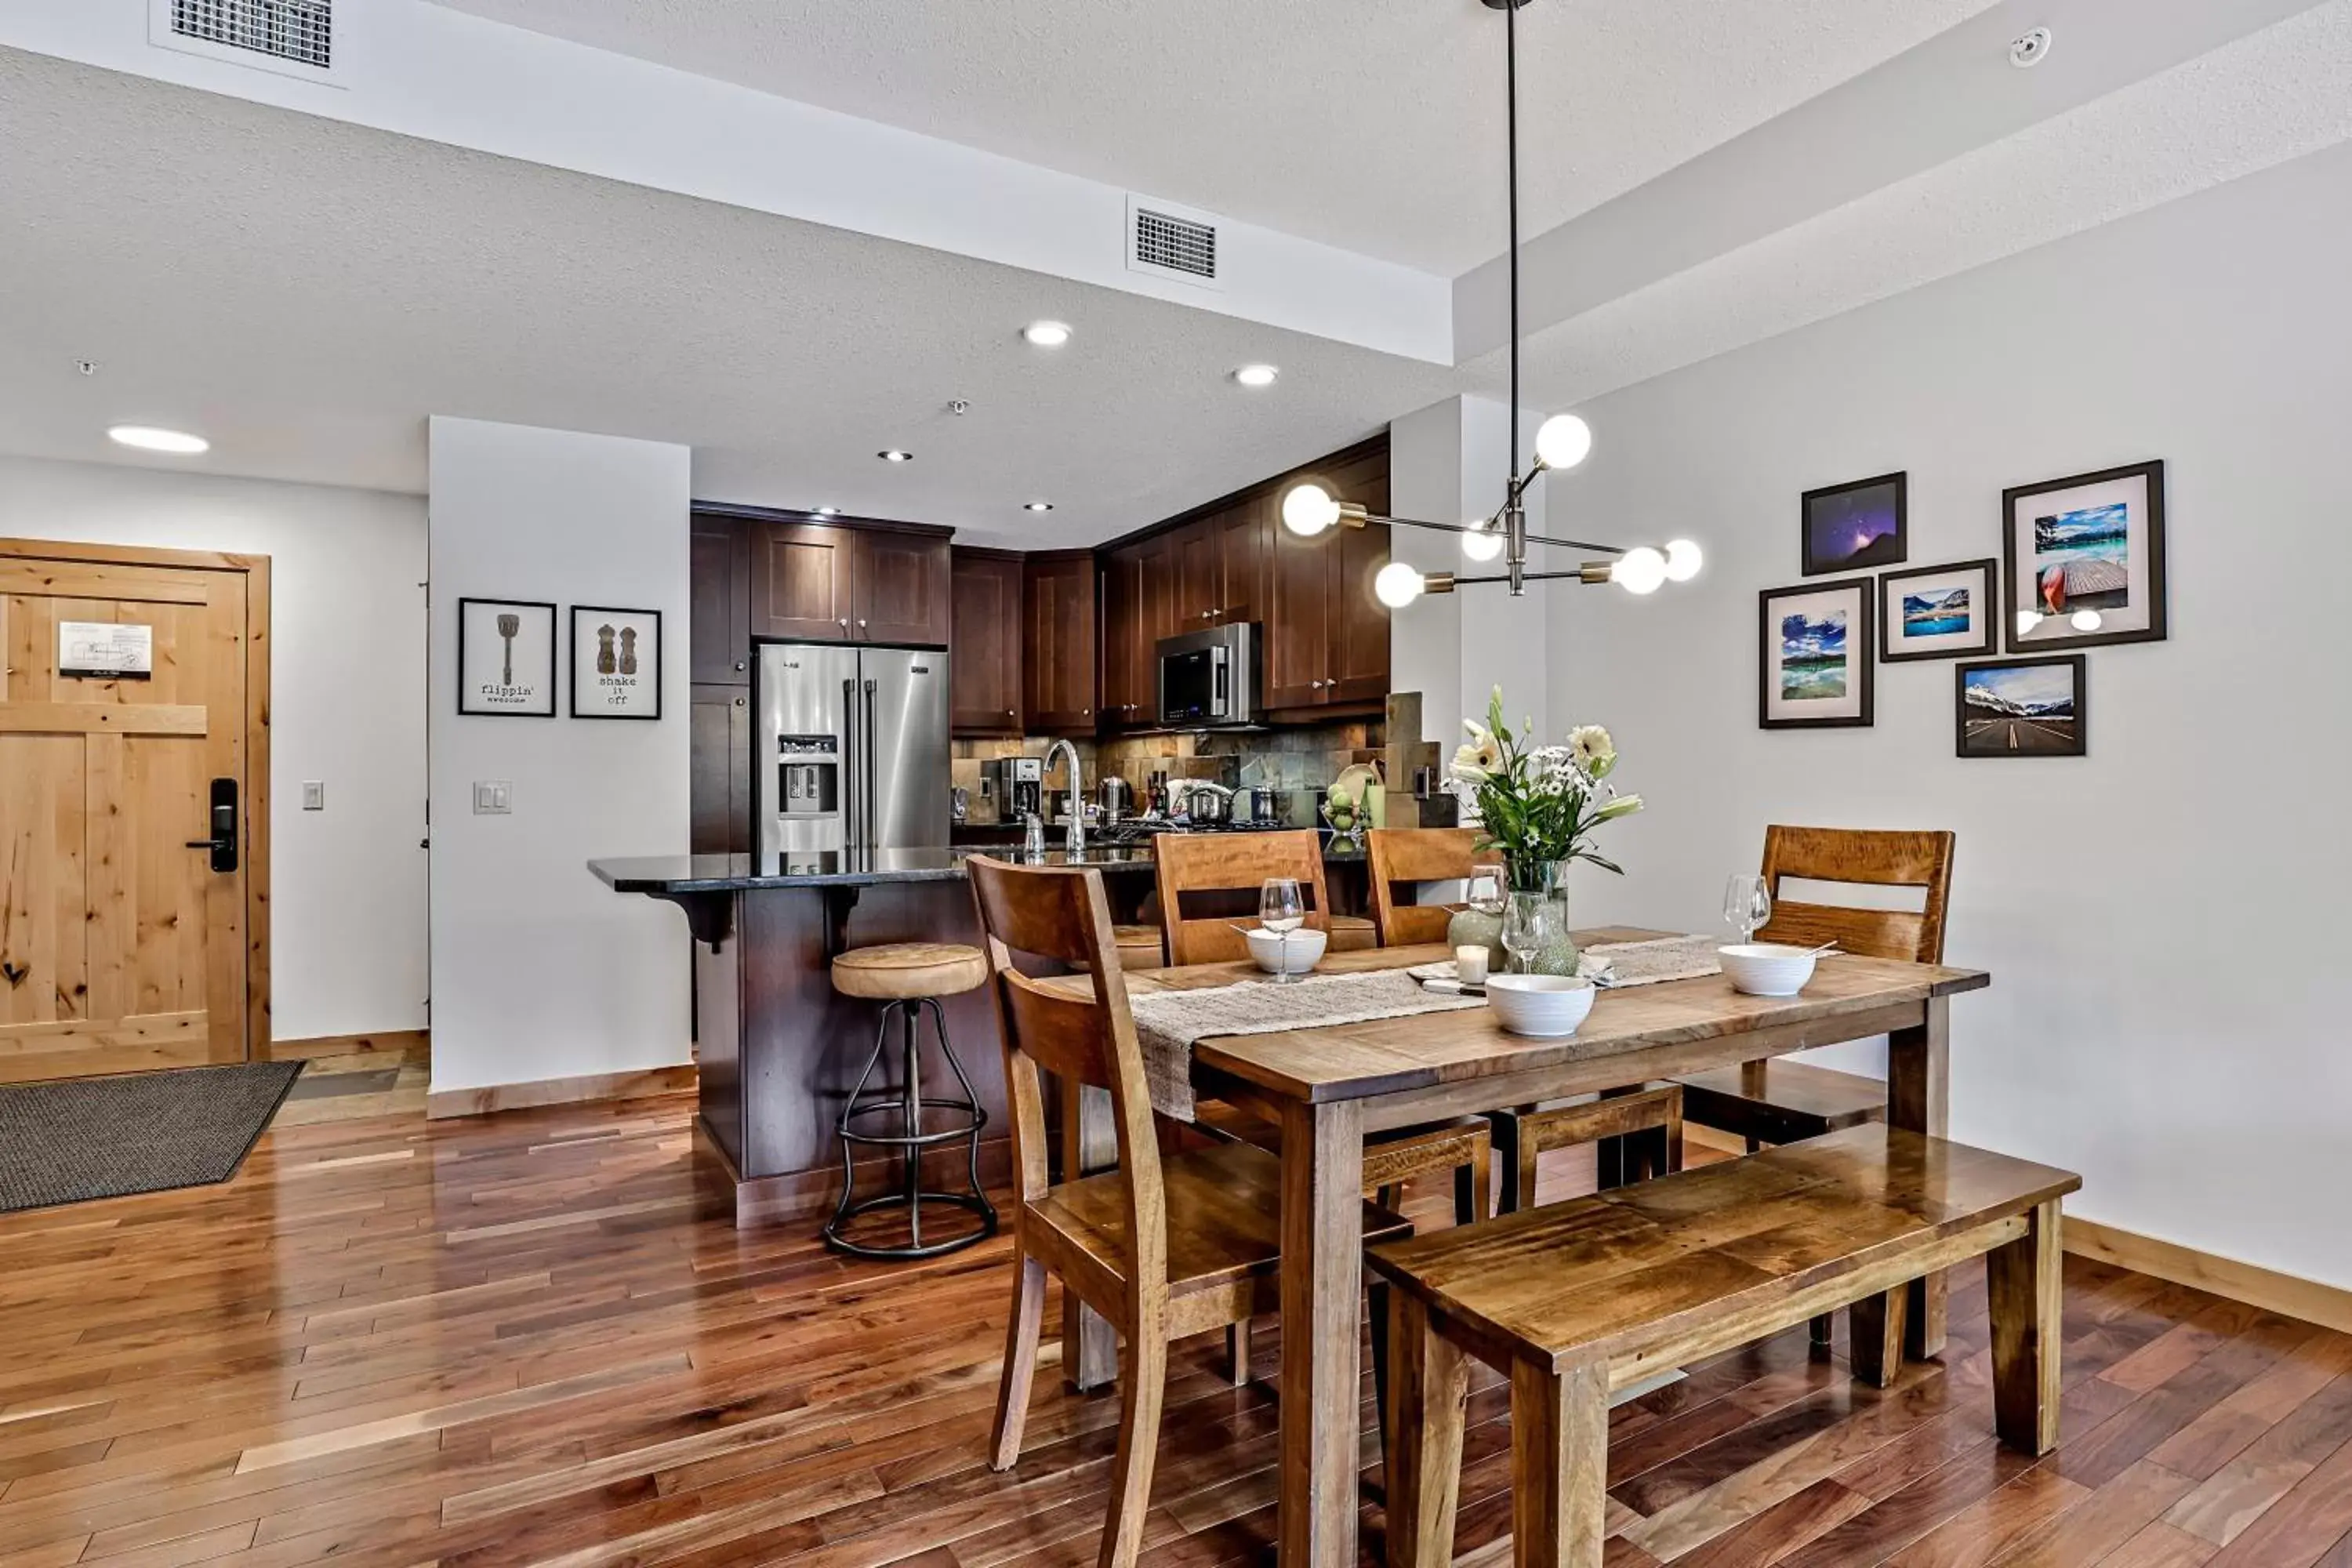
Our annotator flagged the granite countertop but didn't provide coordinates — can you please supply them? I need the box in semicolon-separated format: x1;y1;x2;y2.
592;836;1367;893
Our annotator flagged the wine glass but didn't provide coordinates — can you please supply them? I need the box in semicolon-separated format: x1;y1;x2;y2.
1723;873;1773;946
1465;866;1504;916
1259;877;1306;984
1501;894;1555;975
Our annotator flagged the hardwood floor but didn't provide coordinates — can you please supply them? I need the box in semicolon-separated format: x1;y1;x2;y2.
3;1087;2350;1567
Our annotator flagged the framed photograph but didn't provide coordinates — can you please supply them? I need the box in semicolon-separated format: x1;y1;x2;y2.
1957;655;2087;758
2004;459;2166;652
570;605;662;720
1879;559;1997;662
1759;577;1874;729
1802;470;1907;575
457;597;556;717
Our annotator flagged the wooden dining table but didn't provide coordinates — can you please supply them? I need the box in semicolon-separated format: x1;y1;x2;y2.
1053;932;1989;1568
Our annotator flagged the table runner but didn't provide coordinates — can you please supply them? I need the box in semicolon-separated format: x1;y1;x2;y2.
1127;970;1486;1122
1410;932;1722;989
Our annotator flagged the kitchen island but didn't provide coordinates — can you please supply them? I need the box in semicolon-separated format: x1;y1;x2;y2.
592;841;1369;1229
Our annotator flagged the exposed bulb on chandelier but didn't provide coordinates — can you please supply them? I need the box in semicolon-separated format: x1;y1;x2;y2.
1281;482;1339;537
1461;521;1504;561
1662;539;1704;582
1374;561;1426;608
1611;546;1667;595
1533;413;1592;471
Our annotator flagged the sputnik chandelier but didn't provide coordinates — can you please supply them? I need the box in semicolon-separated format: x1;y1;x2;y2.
1279;0;1701;608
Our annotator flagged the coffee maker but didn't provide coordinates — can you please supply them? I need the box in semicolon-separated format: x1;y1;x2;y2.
982;757;1043;821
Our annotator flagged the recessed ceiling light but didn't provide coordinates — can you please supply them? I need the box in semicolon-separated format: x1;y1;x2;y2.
1232;364;1279;389
1022;321;1073;348
814;506;840;515
1024;501;1054;513
107;424;209;455
877;450;913;463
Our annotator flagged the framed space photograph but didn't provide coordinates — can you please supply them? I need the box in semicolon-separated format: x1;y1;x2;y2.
1879;558;1998;662
2003;459;2166;652
1802;470;1907;575
457;597;556;717
1759;577;1875;729
570;605;662;720
1956;655;2087;758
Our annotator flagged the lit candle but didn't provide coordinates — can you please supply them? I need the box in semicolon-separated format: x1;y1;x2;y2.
1455;946;1490;986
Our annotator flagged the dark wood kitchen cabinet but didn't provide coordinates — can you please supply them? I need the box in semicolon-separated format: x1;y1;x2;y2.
1166;501;1266;632
690;683;753;853
1024;550;1098;732
950;548;1024;735
749;519;950;645
690;515;751;684
1265;448;1391;713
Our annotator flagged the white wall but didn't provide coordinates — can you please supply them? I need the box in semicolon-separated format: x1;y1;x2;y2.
0;454;426;1041
1541;145;2352;1287
426;418;691;1095
1389;396;1556;751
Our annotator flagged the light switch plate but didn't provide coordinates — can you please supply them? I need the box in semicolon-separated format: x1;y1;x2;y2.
473;780;512;815
301;781;325;811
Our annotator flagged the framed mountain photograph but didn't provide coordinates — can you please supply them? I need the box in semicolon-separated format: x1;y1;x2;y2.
1880;559;1997;662
1759;577;1875;730
1956;655;2087;758
1802;471;1907;575
2003;459;2166;652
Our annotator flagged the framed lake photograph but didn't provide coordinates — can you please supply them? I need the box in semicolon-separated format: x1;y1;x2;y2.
570;605;662;720
1880;558;1997;662
1802;470;1907;575
2004;459;2166;652
1759;577;1874;729
1957;655;2087;758
457;597;556;717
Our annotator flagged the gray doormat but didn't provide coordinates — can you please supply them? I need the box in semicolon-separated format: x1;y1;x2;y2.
0;1061;304;1214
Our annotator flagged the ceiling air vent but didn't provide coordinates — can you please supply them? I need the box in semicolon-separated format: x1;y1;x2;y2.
151;0;339;82
1126;196;1224;291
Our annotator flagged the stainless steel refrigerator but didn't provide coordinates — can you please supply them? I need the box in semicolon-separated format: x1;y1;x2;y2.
755;643;951;856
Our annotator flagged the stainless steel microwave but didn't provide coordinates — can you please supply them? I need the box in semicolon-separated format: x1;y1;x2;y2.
1156;622;1262;728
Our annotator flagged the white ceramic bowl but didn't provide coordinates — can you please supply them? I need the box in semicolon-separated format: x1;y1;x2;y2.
1244;925;1327;976
1718;943;1818;996
1484;973;1597;1037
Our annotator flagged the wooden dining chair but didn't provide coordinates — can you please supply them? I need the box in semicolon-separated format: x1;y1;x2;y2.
1153;829;1495;1381
971;855;1408;1568
1365;827;1500;949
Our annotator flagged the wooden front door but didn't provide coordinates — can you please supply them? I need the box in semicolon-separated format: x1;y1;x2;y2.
0;544;264;1083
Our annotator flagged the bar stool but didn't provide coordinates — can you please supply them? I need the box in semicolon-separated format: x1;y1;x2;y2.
824;942;998;1260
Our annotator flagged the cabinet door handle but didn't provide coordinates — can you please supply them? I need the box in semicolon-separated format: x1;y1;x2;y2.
735;696;746;707
858;619;868;629
837;619;849;629
733;659;746;672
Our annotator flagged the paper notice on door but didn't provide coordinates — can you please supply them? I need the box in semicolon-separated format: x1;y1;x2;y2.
59;621;154;679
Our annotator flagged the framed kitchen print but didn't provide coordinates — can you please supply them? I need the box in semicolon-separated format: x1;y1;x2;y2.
570;605;662;720
1879;558;1998;662
2004;459;2167;652
456;597;556;717
1802;470;1907;575
1956;655;2087;758
1759;576;1875;729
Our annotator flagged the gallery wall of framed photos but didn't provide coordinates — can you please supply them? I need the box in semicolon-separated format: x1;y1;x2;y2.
1760;459;2165;759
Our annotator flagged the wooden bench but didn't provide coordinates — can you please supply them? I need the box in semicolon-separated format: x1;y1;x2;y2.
1369;1125;2079;1568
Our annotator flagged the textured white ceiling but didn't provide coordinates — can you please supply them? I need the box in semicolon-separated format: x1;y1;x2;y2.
0;47;1454;549
427;0;2000;276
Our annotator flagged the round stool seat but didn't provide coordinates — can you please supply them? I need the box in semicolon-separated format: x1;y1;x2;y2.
1113;924;1164;971
833;943;987;1000
1330;914;1379;953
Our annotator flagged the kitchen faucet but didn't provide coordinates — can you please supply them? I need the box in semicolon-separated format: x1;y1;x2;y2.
1044;739;1085;856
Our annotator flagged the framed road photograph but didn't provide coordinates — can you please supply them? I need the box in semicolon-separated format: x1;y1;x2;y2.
570;605;662;720
1880;559;1998;662
1759;577;1875;730
1956;655;2087;758
2004;459;2166;652
1802;471;1907;575
457;597;556;717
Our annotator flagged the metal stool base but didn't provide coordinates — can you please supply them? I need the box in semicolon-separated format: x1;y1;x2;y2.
822;996;997;1261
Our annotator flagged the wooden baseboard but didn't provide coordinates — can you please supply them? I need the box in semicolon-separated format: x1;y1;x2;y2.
426;1064;697;1120
2063;1217;2352;1337
264;1029;430;1062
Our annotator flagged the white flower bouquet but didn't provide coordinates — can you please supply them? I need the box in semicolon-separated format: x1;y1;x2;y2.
1449;688;1642;893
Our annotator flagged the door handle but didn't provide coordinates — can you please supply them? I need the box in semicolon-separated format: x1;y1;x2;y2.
186;778;238;873
843;677;860;848
862;678;879;850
